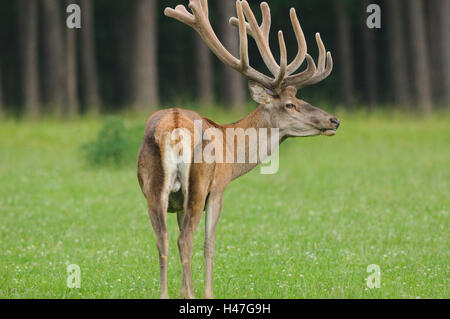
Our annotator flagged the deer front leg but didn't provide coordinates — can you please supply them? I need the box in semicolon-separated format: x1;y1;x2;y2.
203;194;223;299
176;210;184;231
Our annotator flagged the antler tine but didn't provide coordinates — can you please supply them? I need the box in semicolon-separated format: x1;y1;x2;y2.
260;2;271;40
241;1;279;76
316;33;326;71
237;1;249;70
188;0;206;21
298;52;333;89
293;33;333;89
283;54;316;87
286;8;307;75
164;5;195;26
229;16;254;38
273;31;287;88
230;2;270;42
200;0;208;18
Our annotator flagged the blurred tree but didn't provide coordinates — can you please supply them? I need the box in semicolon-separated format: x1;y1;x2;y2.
440;0;450;106
360;0;377;107
41;0;65;115
66;0;78;116
218;0;246;108
334;1;354;106
2;0;449;115
406;0;432;112
195;33;214;106
0;64;3;116
427;0;442;104
80;0;100;114
386;0;409;106
111;0;132;107
18;0;40;117
428;0;450;106
131;0;159;112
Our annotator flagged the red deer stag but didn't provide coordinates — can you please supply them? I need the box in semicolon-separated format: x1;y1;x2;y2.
137;0;340;299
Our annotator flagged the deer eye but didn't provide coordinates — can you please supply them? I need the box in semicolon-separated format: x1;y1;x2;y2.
285;103;296;110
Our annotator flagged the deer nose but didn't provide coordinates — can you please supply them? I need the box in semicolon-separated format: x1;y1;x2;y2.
330;117;340;130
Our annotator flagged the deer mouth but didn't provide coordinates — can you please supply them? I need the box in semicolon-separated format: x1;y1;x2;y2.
319;128;337;136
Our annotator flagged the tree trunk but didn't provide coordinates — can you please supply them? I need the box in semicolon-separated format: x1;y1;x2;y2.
386;0;409;106
112;0;132;107
334;1;354;107
406;0;433;112
79;0;100;114
18;0;40;117
132;0;159;112
360;0;377;108
0;64;3;116
41;0;65;115
427;0;442;103
218;0;246;109
440;0;450;106
195;33;214;106
66;0;78;116
429;0;450;106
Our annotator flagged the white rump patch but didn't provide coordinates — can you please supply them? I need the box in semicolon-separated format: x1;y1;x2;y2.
163;131;191;195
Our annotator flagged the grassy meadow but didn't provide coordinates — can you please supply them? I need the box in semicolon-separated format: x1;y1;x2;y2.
0;109;449;298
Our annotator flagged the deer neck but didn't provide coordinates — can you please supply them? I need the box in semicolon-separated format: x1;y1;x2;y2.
224;105;284;180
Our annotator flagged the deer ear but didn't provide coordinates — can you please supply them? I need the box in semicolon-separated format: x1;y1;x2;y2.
248;81;272;105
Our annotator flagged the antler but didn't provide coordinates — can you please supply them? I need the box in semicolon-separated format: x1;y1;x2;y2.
230;2;333;90
164;0;332;91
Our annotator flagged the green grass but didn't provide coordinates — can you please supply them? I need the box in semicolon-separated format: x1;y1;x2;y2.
0;111;449;298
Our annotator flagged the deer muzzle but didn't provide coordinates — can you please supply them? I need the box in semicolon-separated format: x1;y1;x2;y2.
320;116;340;136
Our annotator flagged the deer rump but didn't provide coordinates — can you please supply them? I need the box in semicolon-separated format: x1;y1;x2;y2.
137;108;216;214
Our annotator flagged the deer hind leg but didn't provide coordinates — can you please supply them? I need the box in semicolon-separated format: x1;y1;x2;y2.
175;209;189;298
148;199;169;299
178;199;204;299
140;150;175;299
177;163;212;299
203;193;223;299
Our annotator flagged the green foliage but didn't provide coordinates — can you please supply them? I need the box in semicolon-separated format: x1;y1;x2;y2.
81;117;143;167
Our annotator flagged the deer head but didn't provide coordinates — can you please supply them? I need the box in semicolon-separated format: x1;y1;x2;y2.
165;0;340;137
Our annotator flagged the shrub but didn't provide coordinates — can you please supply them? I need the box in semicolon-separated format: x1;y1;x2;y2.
82;117;144;167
